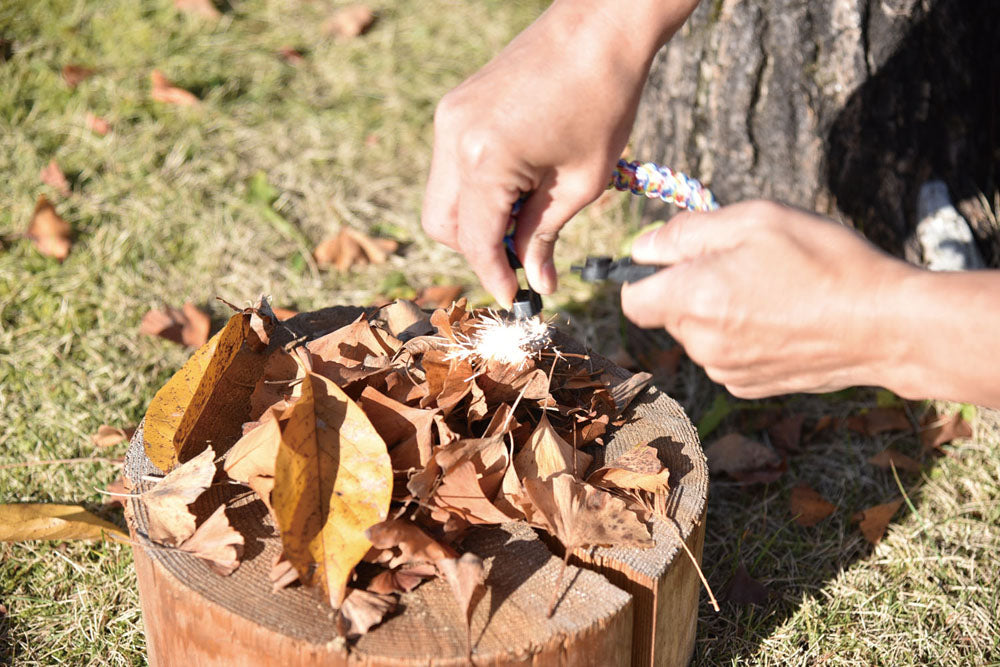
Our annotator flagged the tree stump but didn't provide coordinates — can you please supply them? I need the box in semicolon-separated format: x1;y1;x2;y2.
125;307;708;666
634;0;999;265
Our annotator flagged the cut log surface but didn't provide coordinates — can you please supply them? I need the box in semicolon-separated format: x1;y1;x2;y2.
125;307;707;666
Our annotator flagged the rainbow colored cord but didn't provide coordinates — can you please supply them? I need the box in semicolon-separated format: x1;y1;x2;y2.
610;159;719;212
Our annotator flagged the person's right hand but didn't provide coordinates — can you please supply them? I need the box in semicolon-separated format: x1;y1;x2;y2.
422;0;695;306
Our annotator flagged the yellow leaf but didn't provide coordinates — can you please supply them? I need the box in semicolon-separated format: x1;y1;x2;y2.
0;504;127;541
143;313;249;472
272;371;392;608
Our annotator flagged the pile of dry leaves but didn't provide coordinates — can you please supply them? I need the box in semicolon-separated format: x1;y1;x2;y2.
130;297;667;640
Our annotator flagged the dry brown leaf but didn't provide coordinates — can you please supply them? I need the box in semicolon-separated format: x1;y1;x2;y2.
847;407;911;436
415;285;463;310
90;424;135;448
141;447;216;546
62;64;95;88
85;112;110;135
358;387;438;469
521;474;652;551
102;476;129;509
143;311;251;471
139;302;211;347
151;70;200;106
271;371;392;608
276;46;305;65
434;460;520;524
767;414;806;453
438;552;485;654
176;504;243;575
313;228;396;271
270;552;299;592
224;407;284;482
868;448;923;473
338;588;395;638
322;4;375;38
587;444;670;494
249;349;301;419
40;160;70;196
27;195;71;261
704;433;783;482
377;300;432;339
272;306;298;320
852;499;903;545
920;411;973;452
607;371;653;416
0;504;127;541
367;565;433;594
174;0;221;19
788;484;836;527
365;519;458;566
723;564;768;606
513;413;592;481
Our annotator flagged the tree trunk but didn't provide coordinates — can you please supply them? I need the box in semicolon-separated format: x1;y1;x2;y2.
633;0;1000;265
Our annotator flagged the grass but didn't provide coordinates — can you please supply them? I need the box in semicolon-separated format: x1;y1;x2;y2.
1;1;998;665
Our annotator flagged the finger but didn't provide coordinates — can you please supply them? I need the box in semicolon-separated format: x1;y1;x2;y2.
421;136;462;249
456;180;522;308
512;174;593;295
619;264;688;330
630;204;754;266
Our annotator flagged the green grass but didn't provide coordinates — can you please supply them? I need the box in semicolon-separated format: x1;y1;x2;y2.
1;1;998;665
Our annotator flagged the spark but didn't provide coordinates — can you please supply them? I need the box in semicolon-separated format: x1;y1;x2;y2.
446;312;552;368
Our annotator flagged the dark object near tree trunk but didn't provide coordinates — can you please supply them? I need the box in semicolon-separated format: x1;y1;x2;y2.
634;0;1000;265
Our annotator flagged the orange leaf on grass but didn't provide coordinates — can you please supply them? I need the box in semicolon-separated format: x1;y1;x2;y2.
151;70;200;106
920;410;973;453
271;370;392;608
85;112;110;135
704;433;784;483
276;47;305;65
852;499;903;545
846;407;911;437
27;195;71;261
322;4;375;38
62;64;95;88
91;424;136;448
313;228;397;272
415;285;463;310
139;302;211;347
868;448;923;473
40;160;70;196
174;0;221;19
788;484;835;527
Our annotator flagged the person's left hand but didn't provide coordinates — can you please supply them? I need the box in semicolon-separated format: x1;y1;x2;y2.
620;200;917;398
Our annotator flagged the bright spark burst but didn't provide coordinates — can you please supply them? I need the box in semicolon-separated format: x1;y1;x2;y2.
447;312;552;367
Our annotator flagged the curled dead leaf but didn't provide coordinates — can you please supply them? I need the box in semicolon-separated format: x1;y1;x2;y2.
91;424;136;448
920;410;973;453
587;444;670;494
339;588;396;638
27;195;71;261
139;302;211;347
176;504;243;575
141;447;216;546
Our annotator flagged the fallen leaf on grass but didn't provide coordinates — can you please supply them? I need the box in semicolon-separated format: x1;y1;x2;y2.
27;195;71;261
139;302;211;347
322;4;375;38
175;504;243;574
852;499;903;545
415;285;463;310
868;448;922;473
587;444;670;494
62;64;95;88
0;504;127;541
789;484;835;527
339;588;396;638
91;424;136;448
723;564;768;606
151;70;199;106
920;410;973;453
40;160;70;196
767;414;805;453
271;371;392;608
85;112;110;135
847;407;911;436
142;311;251;471
313;228;397;271
102;476;129;509
704;433;784;483
174;0;221;19
141;448;216;546
276;46;305;65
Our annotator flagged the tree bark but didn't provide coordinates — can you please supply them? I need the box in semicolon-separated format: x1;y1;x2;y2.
634;0;1000;265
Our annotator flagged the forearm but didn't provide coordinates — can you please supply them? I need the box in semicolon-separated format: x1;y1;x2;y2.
878;269;1000;408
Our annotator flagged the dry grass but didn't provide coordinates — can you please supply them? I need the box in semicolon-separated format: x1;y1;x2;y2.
2;1;998;665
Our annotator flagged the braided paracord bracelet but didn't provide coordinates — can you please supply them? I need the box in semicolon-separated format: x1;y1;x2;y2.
609;159;720;212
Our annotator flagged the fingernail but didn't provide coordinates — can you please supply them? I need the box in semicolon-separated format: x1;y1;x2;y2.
532;259;556;295
631;230;654;256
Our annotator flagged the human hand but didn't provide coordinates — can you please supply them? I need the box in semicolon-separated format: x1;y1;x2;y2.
620;201;918;398
422;0;696;306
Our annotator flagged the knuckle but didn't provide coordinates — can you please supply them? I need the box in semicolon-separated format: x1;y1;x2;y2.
456;128;498;169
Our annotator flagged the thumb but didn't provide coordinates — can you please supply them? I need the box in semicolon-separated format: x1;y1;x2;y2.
631;206;749;266
620;264;690;330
